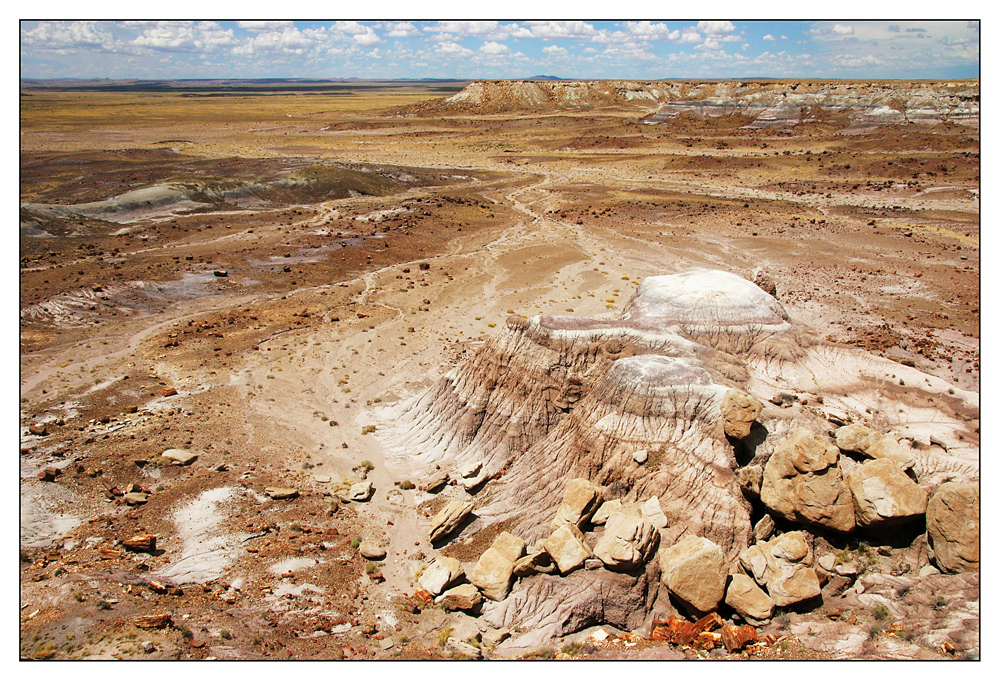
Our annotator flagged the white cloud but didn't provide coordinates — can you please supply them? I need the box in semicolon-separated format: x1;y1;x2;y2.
780;35;788;40
525;21;599;40
625;21;676;41
21;21;118;52
807;23;855;38
480;41;508;55
237;21;293;32
677;30;702;44
543;45;568;56
382;22;420;38
697;21;736;36
763;34;776;41
424;21;526;41
434;41;473;57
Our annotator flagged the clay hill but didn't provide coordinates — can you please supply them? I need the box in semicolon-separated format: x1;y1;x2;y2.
423;79;979;129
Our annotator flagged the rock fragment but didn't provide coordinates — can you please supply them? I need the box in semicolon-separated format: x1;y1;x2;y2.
658;535;728;614
639;496;669;529
542;523;593;574
760;427;855;533
593;511;658;570
725;574;774;622
591;499;622;525
265;487;299;500
348;481;373;501
435;583;482;612
161;448;198;466
512;549;557;577
359;542;386;561
429;500;474;543
469;532;524;601
926;481;980;573
123;535;157;553
550;478;602;529
419;556;464;596
846;459;927;527
720;389;763;440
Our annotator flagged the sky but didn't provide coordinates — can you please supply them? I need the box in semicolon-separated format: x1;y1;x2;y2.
19;19;981;81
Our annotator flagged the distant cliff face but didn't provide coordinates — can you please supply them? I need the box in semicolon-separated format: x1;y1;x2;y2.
437;79;979;129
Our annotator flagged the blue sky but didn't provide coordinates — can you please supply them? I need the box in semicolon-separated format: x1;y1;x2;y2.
20;20;980;81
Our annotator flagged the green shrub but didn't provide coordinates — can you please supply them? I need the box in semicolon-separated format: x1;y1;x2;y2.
872;604;890;621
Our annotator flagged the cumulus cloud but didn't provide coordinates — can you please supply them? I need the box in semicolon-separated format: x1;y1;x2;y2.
434;41;473;57
625;21;677;41
888;24;901;32
480;41;508;55
424;21;528;41
237;21;293;32
543;45;568;56
525;21;599;40
763;34;776;41
807;23;855;38
697;21;736;36
382;22;420;38
21;21;117;52
131;21;236;53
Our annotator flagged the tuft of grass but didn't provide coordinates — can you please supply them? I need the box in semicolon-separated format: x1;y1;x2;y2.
561;641;583;657
220;630;232;641
399;480;415;490
33;642;57;660
365;562;378;575
437;626;453;648
872;604;890;621
350;539;361;549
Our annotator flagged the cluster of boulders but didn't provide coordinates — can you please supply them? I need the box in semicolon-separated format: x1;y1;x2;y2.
417;387;978;629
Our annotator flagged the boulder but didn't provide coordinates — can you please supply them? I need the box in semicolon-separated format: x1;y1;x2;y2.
739;530;813;586
639;497;669;529
265;487;299;500
444;638;483;660
725;574;774;622
512;549;557;577
348;481;373;501
550;478;602;529
835;425;914;469
542;523;593;574
359;542;386;561
633;449;648;464
435;583;482;612
418;556;463;596
752;267;777;297
926;482;980;573
462;469;490;492
834;424;883;454
846;459;927;527
593;511;659;570
736;465;763;499
658;535;728;614
161;448;198;466
721;390;763;440
459;461;482;478
423;471;449;492
124;492;149;505
469;532;524;601
766;565;822;607
429;500;474;543
753;514;775;543
760;428;856;533
591;499;622;525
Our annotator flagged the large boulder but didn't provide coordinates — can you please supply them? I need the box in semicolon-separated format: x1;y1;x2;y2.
428;500;474;543
468;532;525;601
639;497;669;529
738;531;820;607
658;535;728;614
591;499;622;525
512;548;557;577
348;480;373;501
846;459;927;527
760;428;856;533
835;424;914;469
721;389;763;440
542;523;593;574
435;583;482;612
766;565;822;607
550;478;602;529
926;482;980;573
725;573;775;622
418;556;463;596
593;511;659;570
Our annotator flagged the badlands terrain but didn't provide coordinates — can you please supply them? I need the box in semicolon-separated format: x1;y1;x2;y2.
19;78;979;660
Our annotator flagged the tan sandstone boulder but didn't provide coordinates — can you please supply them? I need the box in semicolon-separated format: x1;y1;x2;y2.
835;424;914;469
725;573;775;622
435;583;482;612
418;556;464;596
550;478;603;529
542;523;593;574
846;459;927;527
591;499;623;525
721;389;763;440
926;482;980;573
468;532;525;601
593;511;659;570
429;500;474;543
760;428;855;533
766;565;822;607
658;535;728;614
738;530;820;607
512;548;557;577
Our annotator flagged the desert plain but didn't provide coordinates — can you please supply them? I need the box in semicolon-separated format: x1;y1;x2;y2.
19;78;979;660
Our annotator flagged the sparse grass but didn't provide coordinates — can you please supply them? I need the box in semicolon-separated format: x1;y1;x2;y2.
365;562;378;575
872;604;890;621
437;626;453;648
561;641;583;656
220;630;232;640
350;539;361;549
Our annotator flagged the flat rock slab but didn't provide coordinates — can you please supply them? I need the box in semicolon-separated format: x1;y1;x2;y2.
161;449;198;466
265;487;299;500
359;542;386;560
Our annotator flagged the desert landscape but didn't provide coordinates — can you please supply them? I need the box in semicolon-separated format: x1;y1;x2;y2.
20;77;979;661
